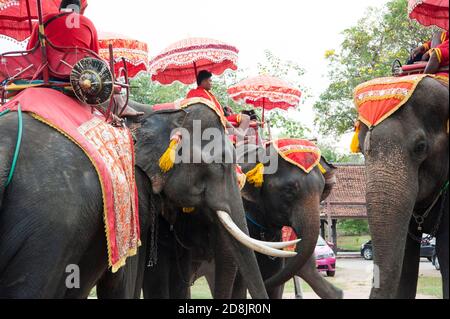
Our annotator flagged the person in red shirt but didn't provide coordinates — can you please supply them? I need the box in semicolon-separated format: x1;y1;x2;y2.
187;70;252;144
186;70;225;114
27;0;98;54
409;30;449;74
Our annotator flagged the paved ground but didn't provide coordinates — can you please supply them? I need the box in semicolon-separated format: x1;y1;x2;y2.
283;258;441;299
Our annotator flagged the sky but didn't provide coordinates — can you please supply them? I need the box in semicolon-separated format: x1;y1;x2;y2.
85;0;390;152
0;0;391;152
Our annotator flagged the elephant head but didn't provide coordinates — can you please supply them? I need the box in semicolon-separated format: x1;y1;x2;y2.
134;104;295;298
237;143;337;290
357;77;449;298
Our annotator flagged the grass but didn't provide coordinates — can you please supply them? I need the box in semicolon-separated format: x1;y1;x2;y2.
190;275;347;299
417;276;443;298
191;277;213;299
338;235;371;252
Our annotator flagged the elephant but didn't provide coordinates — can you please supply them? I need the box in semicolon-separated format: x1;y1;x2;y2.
142;143;343;299
357;77;449;299
0;100;284;298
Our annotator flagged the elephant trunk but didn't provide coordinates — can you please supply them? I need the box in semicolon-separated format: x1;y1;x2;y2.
365;158;418;299
264;199;321;290
214;195;269;299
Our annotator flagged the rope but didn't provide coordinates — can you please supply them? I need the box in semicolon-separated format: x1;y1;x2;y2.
0;105;23;187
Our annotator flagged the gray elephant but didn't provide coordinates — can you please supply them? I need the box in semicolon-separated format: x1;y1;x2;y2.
142;143;343;299
0;100;283;298
356;77;448;299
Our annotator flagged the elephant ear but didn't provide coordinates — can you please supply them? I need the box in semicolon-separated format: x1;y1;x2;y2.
319;156;337;202
134;110;187;194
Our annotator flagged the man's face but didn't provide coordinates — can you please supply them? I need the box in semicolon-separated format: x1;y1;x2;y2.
200;77;213;90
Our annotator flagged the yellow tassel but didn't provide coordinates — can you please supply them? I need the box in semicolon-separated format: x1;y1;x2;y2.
159;135;181;173
182;207;195;214
350;121;361;154
246;163;264;188
317;163;327;174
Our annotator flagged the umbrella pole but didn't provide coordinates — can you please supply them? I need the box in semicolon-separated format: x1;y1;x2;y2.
25;0;33;33
37;0;49;83
262;97;265;128
193;61;198;83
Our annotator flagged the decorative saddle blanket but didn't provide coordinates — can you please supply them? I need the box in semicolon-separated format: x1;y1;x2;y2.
152;97;228;129
269;139;322;174
354;74;449;128
0;88;140;273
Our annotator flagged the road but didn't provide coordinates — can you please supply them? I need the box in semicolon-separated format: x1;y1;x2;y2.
283;258;441;299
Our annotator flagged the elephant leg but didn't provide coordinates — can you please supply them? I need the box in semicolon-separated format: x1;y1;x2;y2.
298;255;343;299
231;271;247;299
396;230;421;299
214;232;238;299
436;206;449;299
169;242;192;299
143;221;173;299
97;260;138;299
267;284;284;299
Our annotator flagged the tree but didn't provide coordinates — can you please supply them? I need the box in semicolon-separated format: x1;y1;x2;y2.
255;50;311;139
314;0;434;136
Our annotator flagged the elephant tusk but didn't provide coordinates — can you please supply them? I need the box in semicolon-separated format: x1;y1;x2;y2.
216;211;297;258
260;239;301;249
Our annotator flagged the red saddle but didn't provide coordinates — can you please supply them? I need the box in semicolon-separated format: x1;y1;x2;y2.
397;62;449;77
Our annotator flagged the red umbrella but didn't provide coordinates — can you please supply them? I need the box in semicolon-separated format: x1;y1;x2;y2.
99;31;149;79
149;37;239;85
408;0;449;30
227;75;302;124
0;0;61;41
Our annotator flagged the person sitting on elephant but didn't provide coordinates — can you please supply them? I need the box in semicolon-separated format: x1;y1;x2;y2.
27;0;98;54
187;70;247;141
224;106;251;133
27;0;143;118
408;30;449;74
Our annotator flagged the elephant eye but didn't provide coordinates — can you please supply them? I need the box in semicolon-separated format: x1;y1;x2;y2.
414;141;427;155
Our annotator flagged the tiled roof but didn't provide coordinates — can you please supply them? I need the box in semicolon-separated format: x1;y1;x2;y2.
321;164;367;219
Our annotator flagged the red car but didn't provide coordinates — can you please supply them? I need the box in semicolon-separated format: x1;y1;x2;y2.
315;236;336;277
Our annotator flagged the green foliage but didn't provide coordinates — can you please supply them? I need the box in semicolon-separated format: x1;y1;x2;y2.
130;75;189;105
130;50;310;140
318;142;364;164
338;219;370;236
256;50;310;139
314;0;434;136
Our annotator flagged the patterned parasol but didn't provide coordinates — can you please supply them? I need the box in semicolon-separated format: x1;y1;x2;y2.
227;75;302;125
0;0;61;41
99;32;149;79
149;37;239;85
408;0;449;30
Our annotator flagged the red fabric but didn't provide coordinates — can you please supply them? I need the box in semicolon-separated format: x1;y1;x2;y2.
270;139;322;174
354;74;448;128
0;0;61;41
408;0;449;30
149;37;238;85
0;88;140;272
436;40;449;66
98;31;148;78
26;12;99;54
227;75;302;111
187;87;224;115
282;227;297;251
